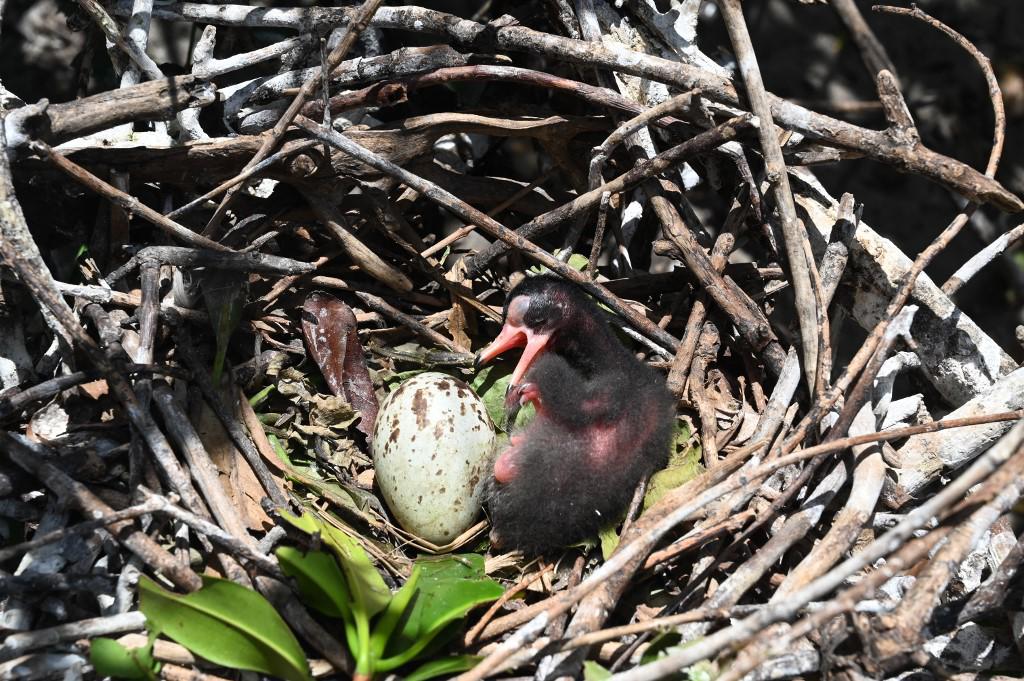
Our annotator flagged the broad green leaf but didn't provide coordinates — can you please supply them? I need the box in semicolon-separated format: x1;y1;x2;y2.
286;514;392;676
380;554;502;668
278;510;391;619
640;630;687;678
470;362;512;431
276;547;352;620
398;554;502;642
90;637;158;680
404;655;483;681
277;507;321;535
471;363;535;432
320;523;392;620
643;420;703;511
515;402;536;428
276;546;360;656
583;661;612;681
138;575;310;681
637;635;707;681
379;367;428;391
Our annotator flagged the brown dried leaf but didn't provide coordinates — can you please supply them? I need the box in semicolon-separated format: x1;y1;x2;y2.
445;260;474;351
301;292;379;437
193;391;274;532
79;379;109;400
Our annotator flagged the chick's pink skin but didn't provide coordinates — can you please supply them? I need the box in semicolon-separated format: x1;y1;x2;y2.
493;435;523;484
492;386;542;484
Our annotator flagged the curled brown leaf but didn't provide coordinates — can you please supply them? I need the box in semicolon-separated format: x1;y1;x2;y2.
301;292;379;437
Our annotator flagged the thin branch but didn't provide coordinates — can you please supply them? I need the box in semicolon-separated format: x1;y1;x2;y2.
164;140;318;220
459;408;1024;678
0;497;165;563
588;89;697;188
874;4;1006;176
943;221;1024;295
831;0;899;83
718;0;819;392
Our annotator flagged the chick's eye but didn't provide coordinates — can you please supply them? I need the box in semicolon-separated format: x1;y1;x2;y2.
524;308;549;328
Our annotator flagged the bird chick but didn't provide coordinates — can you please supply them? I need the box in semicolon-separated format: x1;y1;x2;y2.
475;275;675;553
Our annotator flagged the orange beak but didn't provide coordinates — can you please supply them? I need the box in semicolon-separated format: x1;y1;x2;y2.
475;323;552;386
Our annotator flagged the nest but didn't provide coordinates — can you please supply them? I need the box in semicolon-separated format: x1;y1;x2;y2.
1;0;1022;680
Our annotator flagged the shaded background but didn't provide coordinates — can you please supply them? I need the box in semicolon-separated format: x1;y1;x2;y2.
2;0;1021;357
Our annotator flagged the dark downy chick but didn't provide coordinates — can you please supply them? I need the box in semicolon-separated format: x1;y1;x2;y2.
475;275;675;553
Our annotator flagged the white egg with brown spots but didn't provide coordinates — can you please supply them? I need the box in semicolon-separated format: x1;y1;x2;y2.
371;372;496;545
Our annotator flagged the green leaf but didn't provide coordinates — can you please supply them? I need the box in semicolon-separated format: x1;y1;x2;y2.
470;362;513;431
268;433;292;465
583;661;613;681
530;250;589;274
643;420;703;511
640;630;685;668
200;269;247;383
567;253;590;271
90;637;158;680
404;655;483;681
277;510;391;675
598;523;620;560
276;546;361;657
636;635;708;681
138;575;311;681
379;554;502;669
379;367;428;392
317;523;391;675
369;563;421;660
248;384;275;407
282;511;391;619
276;547;352;620
471;363;535;432
515;402;536;428
687;660;716;681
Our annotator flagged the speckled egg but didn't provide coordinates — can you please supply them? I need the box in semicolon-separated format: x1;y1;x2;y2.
371;372;496;544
